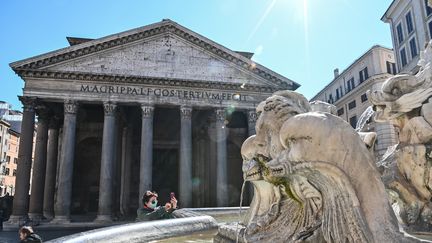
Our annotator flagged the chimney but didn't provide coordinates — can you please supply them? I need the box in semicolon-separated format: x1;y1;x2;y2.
334;68;339;78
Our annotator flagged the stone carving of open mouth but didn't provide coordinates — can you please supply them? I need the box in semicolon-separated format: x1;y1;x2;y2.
246;168;263;179
266;161;289;178
243;154;271;181
270;167;284;176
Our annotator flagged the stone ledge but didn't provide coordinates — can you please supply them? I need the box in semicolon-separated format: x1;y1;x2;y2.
45;215;218;243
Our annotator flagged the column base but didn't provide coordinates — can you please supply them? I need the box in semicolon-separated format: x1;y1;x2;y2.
51;215;71;224
6;215;28;225
43;212;54;220
28;213;43;221
94;214;112;223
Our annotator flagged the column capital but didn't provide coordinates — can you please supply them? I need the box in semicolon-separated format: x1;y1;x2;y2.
35;105;51;120
103;101;117;116
247;109;258;123
19;96;37;112
48;116;61;129
64;100;79;114
215;108;226;122
180;106;192;120
141;105;154;118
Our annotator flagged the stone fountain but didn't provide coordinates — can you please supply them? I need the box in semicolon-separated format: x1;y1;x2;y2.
368;40;432;232
215;89;421;242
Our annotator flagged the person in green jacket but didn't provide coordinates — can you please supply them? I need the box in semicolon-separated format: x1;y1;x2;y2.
19;226;43;243
136;191;178;221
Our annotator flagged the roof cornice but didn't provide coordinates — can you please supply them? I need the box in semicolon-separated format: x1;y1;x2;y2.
381;0;399;22
15;69;278;93
10;19;299;90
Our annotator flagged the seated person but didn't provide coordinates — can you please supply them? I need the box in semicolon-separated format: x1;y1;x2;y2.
19;226;43;243
136;191;178;221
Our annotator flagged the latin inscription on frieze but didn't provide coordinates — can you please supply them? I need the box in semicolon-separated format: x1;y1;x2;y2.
80;84;247;101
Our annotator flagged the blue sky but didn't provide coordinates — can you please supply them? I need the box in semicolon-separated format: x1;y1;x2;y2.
0;0;393;110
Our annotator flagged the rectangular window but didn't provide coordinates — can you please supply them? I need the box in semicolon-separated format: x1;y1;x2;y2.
429;21;432;39
327;94;334;104
386;61;397;74
13;169;16;177
348;100;356;110
400;47;408;67
405;11;414;34
397;23;404;44
409;38;418;58
5;168;10;176
346;77;355;93
336;89;340;100
361;94;368;103
349;116;357;128
14;158;17;164
337;108;344;116
426;0;432;16
359;67;369;83
6;156;10;163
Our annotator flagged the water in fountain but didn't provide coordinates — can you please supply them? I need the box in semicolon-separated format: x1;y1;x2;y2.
355;106;374;132
376;143;399;168
236;181;247;243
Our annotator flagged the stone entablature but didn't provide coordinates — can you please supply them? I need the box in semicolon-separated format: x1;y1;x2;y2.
22;78;268;109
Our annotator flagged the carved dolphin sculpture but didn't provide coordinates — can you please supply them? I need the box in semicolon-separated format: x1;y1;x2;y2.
262;112;416;242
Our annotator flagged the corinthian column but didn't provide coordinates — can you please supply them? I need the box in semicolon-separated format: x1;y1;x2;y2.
95;102;117;222
53;100;78;223
215;108;228;206
43;116;60;219
179;106;192;208
139;105;154;206
120;125;132;216
28;105;50;220
8;96;36;223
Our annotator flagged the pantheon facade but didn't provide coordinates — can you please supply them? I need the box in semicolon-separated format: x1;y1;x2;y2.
9;19;299;222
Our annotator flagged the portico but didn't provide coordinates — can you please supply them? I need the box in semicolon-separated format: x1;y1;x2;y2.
9;19;299;222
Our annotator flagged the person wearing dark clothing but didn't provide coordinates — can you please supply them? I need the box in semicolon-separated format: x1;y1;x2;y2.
19;226;42;243
136;191;178;221
0;209;3;231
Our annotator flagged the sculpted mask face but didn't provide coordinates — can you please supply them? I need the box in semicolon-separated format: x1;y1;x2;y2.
242;136;264;181
254;93;310;159
242;91;311;181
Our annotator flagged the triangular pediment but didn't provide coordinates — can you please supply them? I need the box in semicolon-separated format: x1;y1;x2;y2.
43;35;276;87
10;19;299;90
